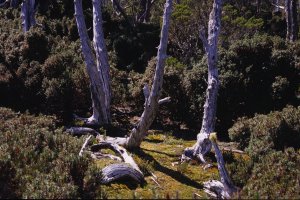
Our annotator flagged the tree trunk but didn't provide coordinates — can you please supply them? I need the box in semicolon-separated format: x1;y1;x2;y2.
125;0;173;148
182;0;222;162
203;134;237;198
21;0;36;32
285;0;299;42
74;0;111;126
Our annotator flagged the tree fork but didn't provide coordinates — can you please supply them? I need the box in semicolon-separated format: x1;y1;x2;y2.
74;0;111;126
182;0;222;162
125;0;173;148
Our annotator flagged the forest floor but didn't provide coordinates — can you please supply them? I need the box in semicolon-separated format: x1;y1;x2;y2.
93;130;244;199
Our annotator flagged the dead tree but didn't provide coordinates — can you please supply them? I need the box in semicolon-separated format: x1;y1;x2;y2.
72;0;172;148
69;0;172;184
203;133;237;199
74;0;111;126
21;0;36;32
182;0;222;163
285;0;299;41
125;0;172;148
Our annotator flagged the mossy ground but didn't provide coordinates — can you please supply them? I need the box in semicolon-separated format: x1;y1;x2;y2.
94;131;239;199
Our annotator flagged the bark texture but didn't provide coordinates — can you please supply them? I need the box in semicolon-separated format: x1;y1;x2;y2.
285;0;299;42
21;0;36;32
183;0;222;162
90;142;144;184
74;0;111;125
125;0;173;148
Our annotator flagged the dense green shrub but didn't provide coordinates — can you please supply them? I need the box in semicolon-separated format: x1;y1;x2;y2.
229;105;300;157
110;22;160;72
227;105;300;199
0;107;102;198
242;148;300;199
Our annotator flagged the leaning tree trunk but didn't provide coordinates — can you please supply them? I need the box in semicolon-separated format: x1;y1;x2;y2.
182;0;222;163
203;133;237;198
285;0;299;42
125;0;172;148
67;0;172;185
21;0;36;32
74;0;111;125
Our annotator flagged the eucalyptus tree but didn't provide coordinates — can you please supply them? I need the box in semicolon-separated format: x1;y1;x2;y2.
74;0;112;125
72;0;173;183
182;0;223;163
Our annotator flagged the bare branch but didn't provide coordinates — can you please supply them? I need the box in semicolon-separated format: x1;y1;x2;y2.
271;3;284;10
158;97;171;105
143;83;150;106
66;127;100;136
79;135;92;156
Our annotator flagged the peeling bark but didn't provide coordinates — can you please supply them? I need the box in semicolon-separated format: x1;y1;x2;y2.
125;0;173;148
74;0;111;126
182;0;222;162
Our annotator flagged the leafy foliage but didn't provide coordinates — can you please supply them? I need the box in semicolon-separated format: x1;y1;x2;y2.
0;107;102;198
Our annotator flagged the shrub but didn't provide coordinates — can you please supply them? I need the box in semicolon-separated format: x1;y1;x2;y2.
241;148;300;199
0;107;103;198
229;106;300;157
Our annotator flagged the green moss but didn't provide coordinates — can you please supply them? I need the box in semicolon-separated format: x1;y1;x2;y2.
97;133;219;199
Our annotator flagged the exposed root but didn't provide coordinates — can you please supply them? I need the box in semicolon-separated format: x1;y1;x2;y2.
181;136;211;163
73;114;100;126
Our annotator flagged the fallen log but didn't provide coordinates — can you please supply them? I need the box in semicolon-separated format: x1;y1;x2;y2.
101;163;144;184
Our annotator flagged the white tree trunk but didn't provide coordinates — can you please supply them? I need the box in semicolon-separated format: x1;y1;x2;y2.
182;0;222;162
125;0;173;148
74;0;111;125
21;0;36;32
285;0;299;42
203;137;237;199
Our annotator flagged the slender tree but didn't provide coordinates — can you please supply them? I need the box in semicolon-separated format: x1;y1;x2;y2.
74;0;111;125
125;0;172;148
182;0;223;162
203;133;237;198
70;0;173;184
21;0;36;32
285;0;299;41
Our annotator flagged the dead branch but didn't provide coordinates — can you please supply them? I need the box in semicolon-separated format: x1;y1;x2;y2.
66;127;99;136
79;135;92;156
158;97;171;105
101;163;144;184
